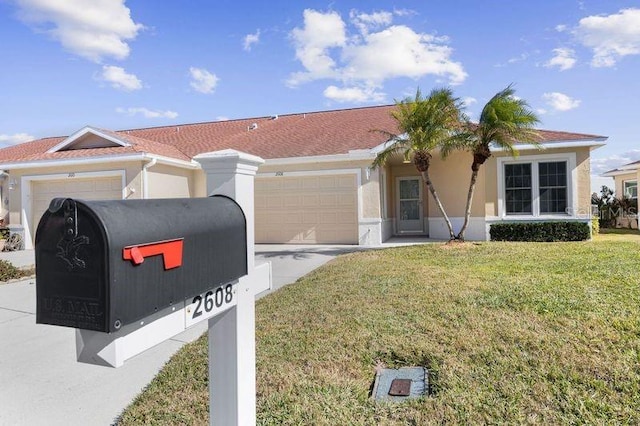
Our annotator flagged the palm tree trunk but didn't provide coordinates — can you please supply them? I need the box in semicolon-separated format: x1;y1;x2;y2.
457;168;479;241
420;169;455;240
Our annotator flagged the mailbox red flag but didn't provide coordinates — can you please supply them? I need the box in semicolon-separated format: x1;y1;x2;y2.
122;238;184;270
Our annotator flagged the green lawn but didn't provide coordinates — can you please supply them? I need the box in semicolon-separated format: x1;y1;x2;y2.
118;236;640;425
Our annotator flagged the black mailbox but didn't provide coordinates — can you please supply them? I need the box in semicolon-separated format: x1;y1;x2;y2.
35;196;247;333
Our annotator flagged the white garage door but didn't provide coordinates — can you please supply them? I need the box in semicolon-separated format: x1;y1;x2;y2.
255;174;358;244
31;176;123;237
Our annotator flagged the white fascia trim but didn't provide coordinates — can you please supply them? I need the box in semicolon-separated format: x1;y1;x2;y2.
0;153;200;170
370;133;408;155
264;152;375;166
149;154;201;169
46;126;131;153
491;139;607;152
601;169;636;177
612;163;640;172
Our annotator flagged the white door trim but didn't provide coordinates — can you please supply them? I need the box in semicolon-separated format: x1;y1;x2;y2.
395;176;424;234
21;170;126;249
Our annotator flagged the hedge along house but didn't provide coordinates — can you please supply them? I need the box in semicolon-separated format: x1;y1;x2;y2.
0;105;606;249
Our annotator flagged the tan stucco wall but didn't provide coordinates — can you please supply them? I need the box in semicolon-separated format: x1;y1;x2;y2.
613;172;638;197
575;147;591;215
385;151;484;219
6;162;143;226
386;163;428;219
258;160;381;219
484;157;498;217
194;170;208;197
428;151;484;218
147;164;197;198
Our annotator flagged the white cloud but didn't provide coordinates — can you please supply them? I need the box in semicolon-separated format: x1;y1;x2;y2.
0;133;35;146
189;67;219;94
288;9;467;95
544;47;576;70
555;24;568;32
591;149;640;175
99;65;142;91
575;8;640;67
289;9;346;85
15;0;143;62
349;10;393;35
215;116;230;121
542;92;581;111
243;29;260;51
507;53;529;64
536;108;548;115
116;107;178;119
393;8;417;18
461;96;477;107
341;25;467;85
323;85;385;103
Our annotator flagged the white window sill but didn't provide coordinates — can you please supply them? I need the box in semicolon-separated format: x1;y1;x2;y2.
486;215;588;222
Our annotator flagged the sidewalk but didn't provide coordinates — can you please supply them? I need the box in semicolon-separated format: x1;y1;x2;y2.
0;245;361;425
0;239;434;425
0;249;36;269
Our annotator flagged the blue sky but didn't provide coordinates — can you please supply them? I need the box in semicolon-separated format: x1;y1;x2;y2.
1;1;639;190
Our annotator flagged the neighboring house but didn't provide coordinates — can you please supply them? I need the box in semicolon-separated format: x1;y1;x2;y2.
0;105;607;249
601;160;639;229
601;160;639;201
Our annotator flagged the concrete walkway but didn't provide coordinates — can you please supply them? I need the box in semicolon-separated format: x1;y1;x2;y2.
0;239;434;425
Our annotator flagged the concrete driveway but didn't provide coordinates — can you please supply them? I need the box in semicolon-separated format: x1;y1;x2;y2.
0;244;362;426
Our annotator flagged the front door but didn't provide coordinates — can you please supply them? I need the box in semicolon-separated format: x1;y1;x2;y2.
396;177;424;233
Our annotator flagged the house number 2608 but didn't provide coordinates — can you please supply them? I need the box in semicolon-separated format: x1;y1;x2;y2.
191;284;234;319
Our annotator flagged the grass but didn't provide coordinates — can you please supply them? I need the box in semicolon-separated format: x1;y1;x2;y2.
0;259;34;283
119;236;640;425
597;227;640;242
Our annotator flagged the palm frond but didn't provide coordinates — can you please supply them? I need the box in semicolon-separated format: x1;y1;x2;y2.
371;137;410;169
474;84;541;157
372;86;466;167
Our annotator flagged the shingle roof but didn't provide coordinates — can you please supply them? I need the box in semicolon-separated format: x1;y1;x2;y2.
0;105;607;165
602;159;640;176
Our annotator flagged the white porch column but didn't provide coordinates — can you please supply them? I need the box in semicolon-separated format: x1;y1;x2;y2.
194;149;264;426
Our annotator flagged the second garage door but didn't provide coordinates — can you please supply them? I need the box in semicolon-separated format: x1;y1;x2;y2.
31;176;123;238
255;174;358;244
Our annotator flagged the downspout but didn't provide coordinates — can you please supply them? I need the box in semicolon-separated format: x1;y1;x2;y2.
142;157;157;199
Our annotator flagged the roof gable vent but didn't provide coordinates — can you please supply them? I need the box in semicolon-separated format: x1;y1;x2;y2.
47;126;130;153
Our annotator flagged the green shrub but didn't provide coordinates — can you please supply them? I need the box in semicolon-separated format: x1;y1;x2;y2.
591;216;600;235
0;260;32;282
490;222;591;242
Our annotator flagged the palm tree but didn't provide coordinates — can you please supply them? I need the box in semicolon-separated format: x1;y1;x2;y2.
452;85;541;241
372;88;466;240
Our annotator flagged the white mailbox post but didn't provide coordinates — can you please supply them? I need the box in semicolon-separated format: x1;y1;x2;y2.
36;149;269;426
195;149;266;426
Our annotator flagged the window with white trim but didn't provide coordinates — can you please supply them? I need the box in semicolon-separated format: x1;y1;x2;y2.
623;180;637;199
504;163;532;214
503;159;569;216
